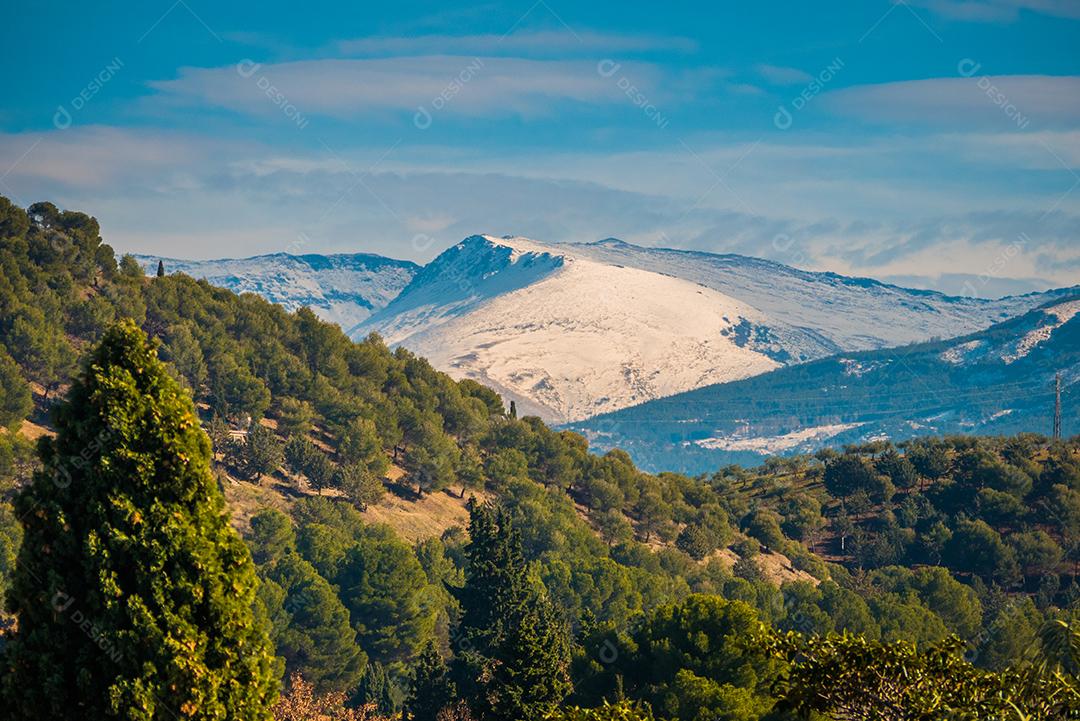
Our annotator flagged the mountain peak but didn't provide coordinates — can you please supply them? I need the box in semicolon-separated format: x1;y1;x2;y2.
455;234;569;263
591;237;632;247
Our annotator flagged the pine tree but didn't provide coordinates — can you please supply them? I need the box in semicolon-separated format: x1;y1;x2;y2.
0;346;32;429
453;503;572;720
156;259;165;277
508;400;517;419
240;422;285;482
249;508;297;566
336;463;385;510
261;552;367;694
0;320;279;719
405;641;455;721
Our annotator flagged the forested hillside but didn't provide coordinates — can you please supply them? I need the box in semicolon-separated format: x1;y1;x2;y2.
1;196;1079;720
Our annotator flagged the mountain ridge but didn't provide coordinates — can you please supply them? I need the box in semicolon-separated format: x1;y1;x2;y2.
357;234;1077;422
138;235;1078;426
569;294;1080;473
136;251;419;333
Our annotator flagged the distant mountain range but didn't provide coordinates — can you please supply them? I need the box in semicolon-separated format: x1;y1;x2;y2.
357;235;1075;422
142;237;1078;430
135;252;418;333
570;297;1080;473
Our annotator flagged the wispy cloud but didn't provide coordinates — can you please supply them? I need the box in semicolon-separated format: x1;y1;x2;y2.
754;64;814;85
823;75;1080;129
337;30;699;57
911;0;1080;22
148;55;670;120
0;126;229;189
2;126;1077;293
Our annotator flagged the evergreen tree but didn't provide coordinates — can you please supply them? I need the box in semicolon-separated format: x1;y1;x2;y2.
675;523;714;560
509;400;517;419
156;259;165;277
455;444;485;498
276;397;315;438
261;552;367;694
453;503;572;720
249;507;297;566
338;526;435;665
239;422;285;482
0;503;21;626
336;463;385;510
824;454;882;503
206;414;230;460
349;661;396;715
405;641;455;721
339;417;388;477
0;347;32;429
6;305;74;398
160;322;207;394
303;450;335;495
0;320;279;719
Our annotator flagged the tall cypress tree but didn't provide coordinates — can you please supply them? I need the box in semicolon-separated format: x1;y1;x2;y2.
1;320;279;720
405;641;455;721
453;503;572;720
349;660;396;715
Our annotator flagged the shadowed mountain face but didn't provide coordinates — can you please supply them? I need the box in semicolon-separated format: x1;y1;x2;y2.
569;297;1080;474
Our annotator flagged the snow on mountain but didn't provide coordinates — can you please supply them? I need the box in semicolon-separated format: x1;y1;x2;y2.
359;235;1073;423
567;238;1067;352
572;296;1080;473
360;235;781;422
936;299;1080;366
136;252;418;333
1002;299;1080;364
696;422;866;454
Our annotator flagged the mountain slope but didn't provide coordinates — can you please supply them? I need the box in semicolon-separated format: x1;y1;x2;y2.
359;235;1073;423
568;238;1066;350
137;252;419;332
360;235;782;421
570;297;1080;473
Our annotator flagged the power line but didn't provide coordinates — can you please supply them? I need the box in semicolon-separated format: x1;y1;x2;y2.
1054;372;1063;441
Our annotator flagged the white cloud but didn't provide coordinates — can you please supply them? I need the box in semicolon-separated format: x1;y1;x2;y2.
755;64;814;85
149;55;669;120
1;127;1078;292
0;127;233;193
337;30;699;57
823;74;1080;129
941;130;1080;169
911;0;1080;21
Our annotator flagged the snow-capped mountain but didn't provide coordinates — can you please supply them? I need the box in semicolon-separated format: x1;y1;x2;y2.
137;252;418;333
568;238;1060;352
571;296;1080;473
358;235;1075;423
359;235;783;422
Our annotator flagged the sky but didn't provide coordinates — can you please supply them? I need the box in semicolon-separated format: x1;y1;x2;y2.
1;0;1079;297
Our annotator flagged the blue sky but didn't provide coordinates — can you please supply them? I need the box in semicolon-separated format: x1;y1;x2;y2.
1;0;1078;296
